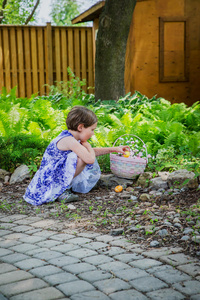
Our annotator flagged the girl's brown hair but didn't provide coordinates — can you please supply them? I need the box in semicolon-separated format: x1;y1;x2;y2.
66;106;97;131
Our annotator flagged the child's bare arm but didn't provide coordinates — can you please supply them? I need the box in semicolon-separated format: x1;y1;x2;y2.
93;145;129;157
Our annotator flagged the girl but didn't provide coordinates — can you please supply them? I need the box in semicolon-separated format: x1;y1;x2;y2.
23;106;129;206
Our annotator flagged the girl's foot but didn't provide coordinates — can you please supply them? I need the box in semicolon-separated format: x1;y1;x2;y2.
57;190;79;203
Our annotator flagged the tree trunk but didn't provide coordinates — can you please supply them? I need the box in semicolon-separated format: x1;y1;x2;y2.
95;0;137;101
25;0;40;25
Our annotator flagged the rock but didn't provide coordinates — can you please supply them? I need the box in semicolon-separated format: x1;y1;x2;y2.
4;175;10;184
150;240;159;247
158;171;170;181
181;236;190;241
137;172;152;187
99;174;133;188
150;177;168;190
110;228;124;236
10;165;30;184
67;204;76;210
139;193;151;201
183;228;194;234
167;169;198;189
0;169;10;182
159;229;168;237
192;236;200;243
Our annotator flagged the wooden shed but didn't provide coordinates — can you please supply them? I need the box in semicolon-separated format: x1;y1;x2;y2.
72;0;200;106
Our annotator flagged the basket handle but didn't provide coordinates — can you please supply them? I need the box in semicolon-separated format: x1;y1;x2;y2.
113;134;148;163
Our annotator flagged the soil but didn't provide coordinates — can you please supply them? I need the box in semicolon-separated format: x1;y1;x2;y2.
0;178;200;258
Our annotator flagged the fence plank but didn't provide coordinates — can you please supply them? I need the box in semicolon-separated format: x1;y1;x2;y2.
55;27;61;84
10;28;18;95
87;29;94;93
24;27;32;98
3;28;11;92
31;27;38;94
38;28;45;95
61;28;68;82
46;23;53;91
81;28;87;92
74;29;80;79
67;28;74;70
0;29;4;92
17;28;25;97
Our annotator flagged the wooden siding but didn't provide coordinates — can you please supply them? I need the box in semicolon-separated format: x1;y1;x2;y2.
0;24;94;98
125;0;200;105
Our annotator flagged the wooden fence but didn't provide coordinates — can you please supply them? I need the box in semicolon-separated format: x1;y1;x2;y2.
0;23;94;98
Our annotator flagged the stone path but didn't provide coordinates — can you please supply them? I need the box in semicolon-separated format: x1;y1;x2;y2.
0;213;200;300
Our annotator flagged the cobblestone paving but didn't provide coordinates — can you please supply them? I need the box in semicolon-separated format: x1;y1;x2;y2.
0;213;200;300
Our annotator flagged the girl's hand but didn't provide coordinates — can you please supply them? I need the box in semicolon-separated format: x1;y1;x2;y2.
114;145;130;154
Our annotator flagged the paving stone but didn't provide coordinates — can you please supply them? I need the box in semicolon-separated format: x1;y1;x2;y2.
1;215;27;222
33;230;57;238
48;255;80;267
129;258;162;269
95;235;118;243
0;248;13;257
50;244;79;253
30;219;57;228
57;280;95;296
130;276;168;292
3;233;28;240
93;278;131;295
147;264;174;274
29;265;62;278
110;289;148;300
83;254;114;265
13;216;41;225
44;272;78;285
67;248;97;259
0;292;8;300
83;242;108;250
146;288;185;300
114;268;149;281
78;232;101;239
33;250;63;261
63;262;97;274
159;253;197;266
0;230;15;237
9;287;65;300
78;270;112;283
142;247;183;259
99;261;131;272
0;263;17;274
50;233;75;241
25;247;49;256
67;237;92;245
109;239;135;248
70;290;110;300
36;240;62;248
113;253;144;263
99;246;126;256
173;280;200;295
12;225;33;233
154;268;191;284
0;270;33;285
0;278;48;298
177;262;200;277
14;258;47;270
10;243;39;253
0;240;20;248
1;253;29;263
191;295;200;300
19;235;46;244
0;223;16;229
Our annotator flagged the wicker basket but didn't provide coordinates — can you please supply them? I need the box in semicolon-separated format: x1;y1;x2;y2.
110;134;148;179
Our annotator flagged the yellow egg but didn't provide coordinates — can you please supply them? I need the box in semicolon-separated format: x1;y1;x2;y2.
114;185;123;193
123;151;130;158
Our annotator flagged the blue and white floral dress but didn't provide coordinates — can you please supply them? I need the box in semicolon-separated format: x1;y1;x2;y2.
23;130;101;206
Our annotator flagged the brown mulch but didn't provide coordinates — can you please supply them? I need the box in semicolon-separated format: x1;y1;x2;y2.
0;179;200;258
